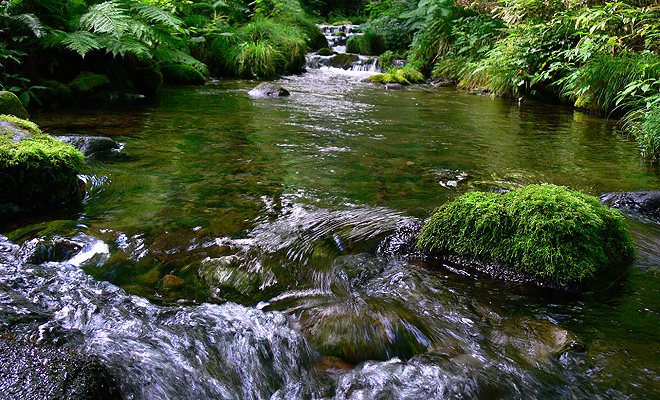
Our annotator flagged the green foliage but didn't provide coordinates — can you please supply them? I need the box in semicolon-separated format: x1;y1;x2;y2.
0;119;84;207
417;184;635;283
47;0;208;75
364;65;424;84
558;51;660;114
161;63;206;84
623;93;660;160
346;31;386;55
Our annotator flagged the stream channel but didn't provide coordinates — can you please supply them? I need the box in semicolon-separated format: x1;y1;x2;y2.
2;61;660;399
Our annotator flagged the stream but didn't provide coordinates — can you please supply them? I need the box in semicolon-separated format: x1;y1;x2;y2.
2;64;660;399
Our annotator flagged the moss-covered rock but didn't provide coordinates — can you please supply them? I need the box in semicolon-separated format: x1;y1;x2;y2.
0;91;29;119
317;47;334;56
68;71;112;95
417;184;635;284
33;80;73;105
0;115;84;207
363;67;424;86
161;63;206;85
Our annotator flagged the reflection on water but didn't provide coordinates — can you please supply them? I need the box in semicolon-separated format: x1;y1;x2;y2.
0;68;658;398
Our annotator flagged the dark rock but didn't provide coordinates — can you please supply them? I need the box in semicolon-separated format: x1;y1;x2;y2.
15;236;84;265
132;67;163;96
328;53;360;70
68;71;112;95
55;135;121;158
0;336;122;400
0;91;29;119
33;80;73;105
601;191;660;216
248;82;290;98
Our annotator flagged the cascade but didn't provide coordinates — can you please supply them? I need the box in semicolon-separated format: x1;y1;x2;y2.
307;24;380;73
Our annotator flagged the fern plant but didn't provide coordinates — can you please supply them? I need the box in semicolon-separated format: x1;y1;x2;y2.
48;0;208;74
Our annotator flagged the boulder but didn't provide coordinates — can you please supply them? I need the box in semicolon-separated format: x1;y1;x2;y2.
33;80;73;105
417;184;635;286
328;53;359;70
161;63;206;85
0;337;122;400
0;91;29;119
68;71;112;95
600;191;660;217
317;48;334;56
0;115;85;207
248;82;290;98
132;66;163;96
15;236;84;265
55;135;121;158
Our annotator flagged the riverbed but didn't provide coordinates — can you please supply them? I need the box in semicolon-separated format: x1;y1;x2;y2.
2;67;660;399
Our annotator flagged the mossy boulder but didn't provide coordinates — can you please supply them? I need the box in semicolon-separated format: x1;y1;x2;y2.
0;91;29;119
363;67;425;86
417;184;635;285
33;80;73;105
68;71;112;95
0;115;85;207
161;63;206;85
317;47;334;56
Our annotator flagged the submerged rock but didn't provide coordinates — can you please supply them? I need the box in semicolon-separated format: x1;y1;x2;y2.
248;82;291;98
56;135;121;159
15;236;84;265
601;191;660;217
0;91;29;119
328;53;360;70
0;337;122;400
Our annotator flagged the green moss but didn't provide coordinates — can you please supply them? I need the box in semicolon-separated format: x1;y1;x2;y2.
0;91;29;119
68;71;111;94
363;67;423;85
417;184;635;283
161;63;206;85
0;115;41;135
0;133;85;207
317;47;334;56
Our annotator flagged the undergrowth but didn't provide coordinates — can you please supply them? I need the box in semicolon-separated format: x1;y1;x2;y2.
417;184;635;283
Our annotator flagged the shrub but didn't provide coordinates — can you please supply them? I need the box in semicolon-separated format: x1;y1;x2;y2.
346;32;386;56
625;94;660;160
417;184;635;283
0;119;84;207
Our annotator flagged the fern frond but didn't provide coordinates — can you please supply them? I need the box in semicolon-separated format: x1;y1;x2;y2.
11;13;46;37
131;1;182;31
152;47;209;75
48;30;102;57
79;0;129;37
97;34;152;59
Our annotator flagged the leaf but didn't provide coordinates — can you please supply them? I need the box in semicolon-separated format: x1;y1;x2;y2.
79;0;129;37
19;91;29;106
131;1;183;30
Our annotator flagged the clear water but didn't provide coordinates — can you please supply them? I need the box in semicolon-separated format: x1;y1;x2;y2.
1;68;660;399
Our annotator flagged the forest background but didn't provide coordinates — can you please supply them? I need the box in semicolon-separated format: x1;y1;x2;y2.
2;0;660;158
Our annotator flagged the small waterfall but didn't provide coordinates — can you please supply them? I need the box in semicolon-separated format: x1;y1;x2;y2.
307;24;381;74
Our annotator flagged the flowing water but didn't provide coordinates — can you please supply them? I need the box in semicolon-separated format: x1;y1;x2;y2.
2;67;660;399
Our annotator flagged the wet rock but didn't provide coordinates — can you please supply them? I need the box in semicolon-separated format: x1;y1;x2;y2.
0;91;29;119
160;274;185;291
55;135;121;158
298;294;430;364
328;53;360;70
200;255;262;297
601;191;660;217
15;236;84;265
0;336;122;400
248;82;290;98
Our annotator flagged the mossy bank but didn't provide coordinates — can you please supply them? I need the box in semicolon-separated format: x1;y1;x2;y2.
0;115;84;208
417;184;635;286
